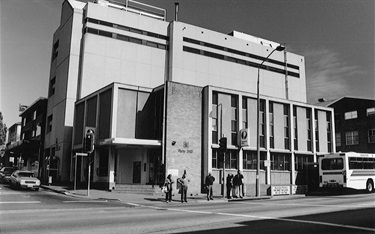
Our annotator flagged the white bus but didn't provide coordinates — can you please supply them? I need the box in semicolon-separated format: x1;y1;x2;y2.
319;152;375;192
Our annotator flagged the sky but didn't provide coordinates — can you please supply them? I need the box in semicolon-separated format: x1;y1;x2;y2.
1;0;374;128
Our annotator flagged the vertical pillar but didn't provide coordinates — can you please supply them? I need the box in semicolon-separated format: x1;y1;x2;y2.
265;99;271;185
108;146;115;190
238;95;243;171
289;103;295;185
311;108;317;162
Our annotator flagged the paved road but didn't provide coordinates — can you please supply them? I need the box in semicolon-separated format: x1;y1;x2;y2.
1;184;374;233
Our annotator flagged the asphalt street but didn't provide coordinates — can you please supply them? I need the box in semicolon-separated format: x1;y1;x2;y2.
1;184;374;233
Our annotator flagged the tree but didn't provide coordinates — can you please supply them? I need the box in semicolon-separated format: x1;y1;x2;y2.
0;112;7;146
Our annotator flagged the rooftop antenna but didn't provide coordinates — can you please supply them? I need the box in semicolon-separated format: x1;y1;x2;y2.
175;2;179;21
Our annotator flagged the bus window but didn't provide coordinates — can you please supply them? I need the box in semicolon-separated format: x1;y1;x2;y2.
322;158;343;170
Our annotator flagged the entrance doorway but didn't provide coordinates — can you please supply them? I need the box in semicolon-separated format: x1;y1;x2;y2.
133;161;141;183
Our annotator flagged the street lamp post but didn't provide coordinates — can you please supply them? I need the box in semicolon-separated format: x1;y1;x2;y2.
256;45;285;197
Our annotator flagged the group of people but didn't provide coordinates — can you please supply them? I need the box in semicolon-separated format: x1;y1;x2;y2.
226;170;244;199
163;170;245;203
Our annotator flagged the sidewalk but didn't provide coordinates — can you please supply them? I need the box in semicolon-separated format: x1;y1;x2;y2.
41;184;305;204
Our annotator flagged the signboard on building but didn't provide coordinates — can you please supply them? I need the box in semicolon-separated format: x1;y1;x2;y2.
239;129;249;147
271;185;290;195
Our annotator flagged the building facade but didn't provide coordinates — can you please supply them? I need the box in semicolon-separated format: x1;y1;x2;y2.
4;98;47;176
48;0;334;195
320;97;375;154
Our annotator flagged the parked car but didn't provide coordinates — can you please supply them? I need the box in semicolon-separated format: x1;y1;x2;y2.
0;167;18;184
9;170;40;191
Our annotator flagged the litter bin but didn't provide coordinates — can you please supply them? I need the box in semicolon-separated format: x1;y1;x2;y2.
48;176;52;185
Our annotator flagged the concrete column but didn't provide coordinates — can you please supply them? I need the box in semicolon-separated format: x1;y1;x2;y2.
108;146;115;190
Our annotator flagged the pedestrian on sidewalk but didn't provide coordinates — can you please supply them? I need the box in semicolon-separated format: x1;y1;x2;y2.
233;170;244;198
226;173;233;199
177;173;189;203
205;172;215;201
164;174;174;203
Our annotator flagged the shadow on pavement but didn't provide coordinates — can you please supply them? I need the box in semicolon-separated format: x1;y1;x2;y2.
179;208;375;234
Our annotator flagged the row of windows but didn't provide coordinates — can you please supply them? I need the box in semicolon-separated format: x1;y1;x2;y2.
212;149;311;171
86;18;169;41
183;46;300;78
85;27;167;50
342;107;375;120
336;129;375;146
183;37;299;70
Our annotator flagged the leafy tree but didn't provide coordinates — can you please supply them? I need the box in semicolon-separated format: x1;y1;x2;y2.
0;112;7;146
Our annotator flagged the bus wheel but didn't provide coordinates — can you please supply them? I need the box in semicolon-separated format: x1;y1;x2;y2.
366;179;374;193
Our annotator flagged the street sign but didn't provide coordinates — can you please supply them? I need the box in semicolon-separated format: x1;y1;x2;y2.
239;128;249;147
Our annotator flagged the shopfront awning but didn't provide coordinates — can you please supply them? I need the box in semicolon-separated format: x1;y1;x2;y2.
5;139;40;155
99;138;161;148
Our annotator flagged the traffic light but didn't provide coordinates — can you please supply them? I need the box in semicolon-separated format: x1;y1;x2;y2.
219;137;227;152
84;130;95;154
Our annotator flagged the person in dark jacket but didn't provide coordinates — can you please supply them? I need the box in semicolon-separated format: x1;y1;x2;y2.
233;170;244;198
164;174;174;203
226;173;234;199
205;172;215;201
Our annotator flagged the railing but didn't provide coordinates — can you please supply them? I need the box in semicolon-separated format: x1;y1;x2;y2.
97;0;166;21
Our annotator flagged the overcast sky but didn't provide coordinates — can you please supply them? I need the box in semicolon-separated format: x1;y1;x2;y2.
1;0;374;127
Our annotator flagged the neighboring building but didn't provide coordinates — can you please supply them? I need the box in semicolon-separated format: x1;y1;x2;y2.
5;98;48;176
319;97;375;154
48;0;334;195
4;123;21;167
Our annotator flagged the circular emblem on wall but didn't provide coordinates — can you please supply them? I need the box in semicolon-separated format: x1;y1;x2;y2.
241;130;247;139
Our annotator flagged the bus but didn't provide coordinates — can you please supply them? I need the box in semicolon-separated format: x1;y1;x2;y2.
319;152;375;192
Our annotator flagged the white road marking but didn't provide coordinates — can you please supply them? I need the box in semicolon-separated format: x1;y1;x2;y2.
125;202;375;232
63;200;108;203
0;201;41;204
236;201;375;208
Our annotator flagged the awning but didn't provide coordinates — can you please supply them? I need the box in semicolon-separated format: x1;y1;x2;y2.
5;139;40;155
99;138;161;148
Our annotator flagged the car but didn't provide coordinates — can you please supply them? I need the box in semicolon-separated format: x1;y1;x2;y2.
9;170;41;191
0;167;18;184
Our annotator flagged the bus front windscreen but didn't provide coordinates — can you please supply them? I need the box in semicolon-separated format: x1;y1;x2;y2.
321;158;343;170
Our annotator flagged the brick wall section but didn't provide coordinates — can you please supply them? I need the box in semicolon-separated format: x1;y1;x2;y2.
165;82;203;195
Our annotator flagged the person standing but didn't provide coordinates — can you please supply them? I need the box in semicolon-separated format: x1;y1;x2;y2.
164;174;174;203
177;174;189;203
226;173;233;199
233;170;244;198
205;172;215;201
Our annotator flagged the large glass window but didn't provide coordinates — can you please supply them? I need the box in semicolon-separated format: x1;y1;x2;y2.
368;129;375;143
293;106;298;150
242;97;248;129
335;133;341;147
212;92;218;144
47;115;53;133
212;148;238;169
306;109;312;151
231;95;238;145
345;131;359;145
243;151;266;170
295;154;313;171
367;107;375;116
326;112;332;151
284;104;290;150
344;111;357;120
321;158;343;170
269;103;274;148
315;110;319;152
271;153;290;171
260;100;266;148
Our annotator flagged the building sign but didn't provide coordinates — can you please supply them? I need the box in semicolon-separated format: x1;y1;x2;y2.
271;185;290;195
178;141;193;154
239;128;249;147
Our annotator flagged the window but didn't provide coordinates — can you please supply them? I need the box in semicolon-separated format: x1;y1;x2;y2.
269;103;274;148
321;158;343;170
295;155;313;171
212;148;238;169
284;104;290;150
242;97;248;129
49;77;56;97
260;100;266;148
344;111;357;120
306;109;312;151
326;112;332;151
212;92;218;144
243;151;266;170
367;108;375;116
315;110;319;152
335;133;341;147
369;129;375;143
345;131;359;145
293;106;298;150
271;153;290;171
47;115;53;133
52;40;59;61
231;95;238;145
